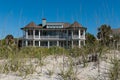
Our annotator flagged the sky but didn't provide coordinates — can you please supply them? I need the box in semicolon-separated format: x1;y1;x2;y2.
0;0;120;39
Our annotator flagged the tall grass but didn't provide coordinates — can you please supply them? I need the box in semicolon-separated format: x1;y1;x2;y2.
0;43;119;79
108;57;120;80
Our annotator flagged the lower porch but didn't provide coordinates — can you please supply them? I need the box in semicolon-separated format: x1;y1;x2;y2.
23;40;85;48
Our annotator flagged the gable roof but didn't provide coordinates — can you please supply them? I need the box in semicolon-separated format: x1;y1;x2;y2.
24;22;37;28
21;22;42;29
69;21;82;28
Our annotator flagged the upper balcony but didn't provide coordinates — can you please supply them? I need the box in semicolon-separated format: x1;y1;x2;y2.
24;35;85;40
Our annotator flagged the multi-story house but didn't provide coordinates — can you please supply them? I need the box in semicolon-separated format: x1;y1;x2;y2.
21;19;87;48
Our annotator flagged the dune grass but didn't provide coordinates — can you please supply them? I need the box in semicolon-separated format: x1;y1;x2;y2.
0;44;119;79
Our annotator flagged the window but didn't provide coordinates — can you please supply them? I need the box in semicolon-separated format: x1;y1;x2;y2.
81;30;84;36
81;41;84;46
68;30;71;36
35;41;39;46
28;30;33;35
73;30;78;35
41;41;48;46
35;30;39;35
50;41;57;46
28;40;33;46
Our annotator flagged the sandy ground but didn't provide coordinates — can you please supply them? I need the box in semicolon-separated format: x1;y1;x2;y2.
0;50;120;80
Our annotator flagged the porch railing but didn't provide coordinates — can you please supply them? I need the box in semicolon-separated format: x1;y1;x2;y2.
25;35;85;40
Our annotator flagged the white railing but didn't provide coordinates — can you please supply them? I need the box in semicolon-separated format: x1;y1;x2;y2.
28;35;34;39
40;35;66;40
72;35;79;39
81;35;85;39
35;35;39;38
25;35;85;40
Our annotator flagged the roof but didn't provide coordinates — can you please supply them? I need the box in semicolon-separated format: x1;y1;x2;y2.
21;21;86;30
63;22;71;28
69;21;82;28
24;22;37;28
21;22;42;29
112;28;120;34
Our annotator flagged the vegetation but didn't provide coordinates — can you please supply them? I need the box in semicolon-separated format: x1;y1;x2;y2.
97;24;112;46
86;32;96;45
108;57;120;80
0;27;120;80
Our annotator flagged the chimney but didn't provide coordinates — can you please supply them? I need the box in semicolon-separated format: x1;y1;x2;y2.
42;18;46;27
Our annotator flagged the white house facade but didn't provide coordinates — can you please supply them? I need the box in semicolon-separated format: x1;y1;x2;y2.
21;19;87;48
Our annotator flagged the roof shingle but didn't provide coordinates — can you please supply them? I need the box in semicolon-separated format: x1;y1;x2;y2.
70;21;82;28
23;22;42;29
24;22;37;28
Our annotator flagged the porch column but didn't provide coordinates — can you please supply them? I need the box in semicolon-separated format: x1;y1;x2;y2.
39;30;40;39
72;30;73;39
26;40;28;46
26;29;28;39
33;29;35;39
48;41;50;48
57;41;59;46
39;41;41;47
79;29;81;39
79;40;81;48
83;30;85;39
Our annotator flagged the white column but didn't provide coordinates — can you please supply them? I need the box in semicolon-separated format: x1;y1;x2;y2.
33;29;35;39
57;41;59;46
26;40;28;46
72;30;73;39
83;30;85;39
39;30;40;39
79;40;81;48
39;41;40;47
78;29;81;39
48;41;50;48
26;30;28;39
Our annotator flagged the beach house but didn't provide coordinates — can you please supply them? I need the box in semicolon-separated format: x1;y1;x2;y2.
21;19;87;48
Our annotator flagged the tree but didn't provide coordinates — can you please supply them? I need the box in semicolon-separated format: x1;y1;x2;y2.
5;34;14;45
86;32;96;45
97;24;112;46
